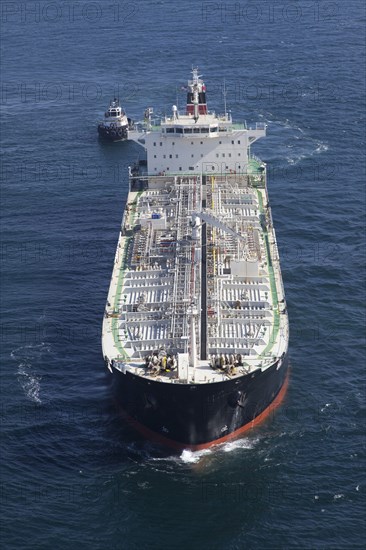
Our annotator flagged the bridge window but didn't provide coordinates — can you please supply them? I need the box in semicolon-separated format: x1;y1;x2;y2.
166;128;174;133
237;140;241;144
185;128;192;134
193;128;200;134
176;128;183;134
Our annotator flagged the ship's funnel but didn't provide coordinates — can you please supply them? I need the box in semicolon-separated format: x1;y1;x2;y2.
186;68;208;116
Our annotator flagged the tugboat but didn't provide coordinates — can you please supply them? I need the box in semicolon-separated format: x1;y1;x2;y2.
102;69;289;450
97;98;133;141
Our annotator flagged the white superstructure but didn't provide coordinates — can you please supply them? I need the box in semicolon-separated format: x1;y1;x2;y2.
129;69;265;175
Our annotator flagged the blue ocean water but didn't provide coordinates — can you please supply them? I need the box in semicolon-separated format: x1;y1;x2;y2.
1;1;365;548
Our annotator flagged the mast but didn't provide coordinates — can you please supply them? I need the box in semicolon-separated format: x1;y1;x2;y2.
223;79;227;118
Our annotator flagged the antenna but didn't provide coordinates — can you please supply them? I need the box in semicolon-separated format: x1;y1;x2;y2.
223;78;227;117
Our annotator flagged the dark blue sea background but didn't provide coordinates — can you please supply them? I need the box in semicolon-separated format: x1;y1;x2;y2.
1;1;365;548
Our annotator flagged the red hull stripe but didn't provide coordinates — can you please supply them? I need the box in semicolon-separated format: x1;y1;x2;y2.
115;371;290;452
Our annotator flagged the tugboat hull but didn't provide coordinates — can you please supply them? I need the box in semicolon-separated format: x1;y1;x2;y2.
98;125;128;142
110;353;289;450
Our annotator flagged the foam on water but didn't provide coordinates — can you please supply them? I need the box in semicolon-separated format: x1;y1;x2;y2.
17;361;42;404
180;448;213;464
10;343;52;404
220;436;260;453
258;116;330;165
178;436;260;464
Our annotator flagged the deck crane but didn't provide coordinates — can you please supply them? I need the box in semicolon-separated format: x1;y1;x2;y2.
190;210;248;259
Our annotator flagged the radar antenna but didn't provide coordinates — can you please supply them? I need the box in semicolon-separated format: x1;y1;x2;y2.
223;79;228;118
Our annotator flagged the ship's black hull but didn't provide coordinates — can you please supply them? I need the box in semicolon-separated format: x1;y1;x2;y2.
110;353;289;450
